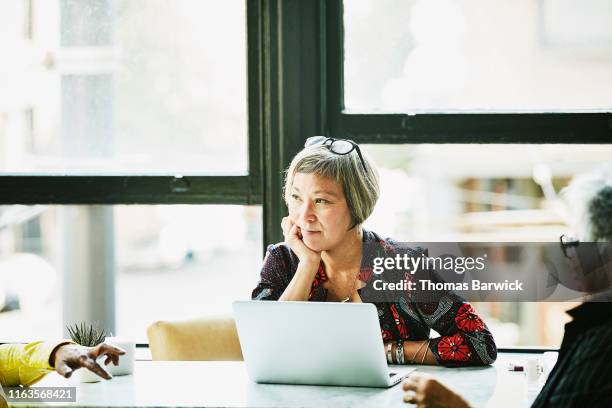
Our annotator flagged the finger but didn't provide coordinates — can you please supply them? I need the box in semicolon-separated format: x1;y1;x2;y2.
83;358;112;380
281;216;287;231
403;390;417;404
290;224;305;241
99;351;120;367
100;343;126;356
281;217;291;237
285;218;296;233
90;343;126;358
289;224;298;236
402;376;419;391
55;361;74;379
281;216;291;226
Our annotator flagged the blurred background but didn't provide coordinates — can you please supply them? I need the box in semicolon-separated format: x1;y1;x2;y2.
1;0;611;347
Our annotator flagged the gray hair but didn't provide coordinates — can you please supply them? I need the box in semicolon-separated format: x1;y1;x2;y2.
561;167;612;241
283;143;380;229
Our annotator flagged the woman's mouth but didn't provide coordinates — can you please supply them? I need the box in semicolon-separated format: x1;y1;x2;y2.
301;229;321;236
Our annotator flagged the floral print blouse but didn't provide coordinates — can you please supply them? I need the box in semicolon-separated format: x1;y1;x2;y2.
252;229;497;366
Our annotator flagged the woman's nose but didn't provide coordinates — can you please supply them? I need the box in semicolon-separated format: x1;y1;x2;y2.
298;201;316;223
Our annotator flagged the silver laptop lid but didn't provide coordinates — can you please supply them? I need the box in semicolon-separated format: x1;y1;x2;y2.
233;301;395;387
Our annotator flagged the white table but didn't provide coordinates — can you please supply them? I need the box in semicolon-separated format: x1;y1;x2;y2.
10;352;550;408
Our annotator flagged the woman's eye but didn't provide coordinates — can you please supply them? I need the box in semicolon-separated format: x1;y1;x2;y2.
315;198;329;204
291;194;301;201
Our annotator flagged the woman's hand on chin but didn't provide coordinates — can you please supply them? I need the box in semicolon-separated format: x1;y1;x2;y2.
282;216;321;266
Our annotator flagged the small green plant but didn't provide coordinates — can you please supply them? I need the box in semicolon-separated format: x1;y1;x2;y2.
66;322;108;347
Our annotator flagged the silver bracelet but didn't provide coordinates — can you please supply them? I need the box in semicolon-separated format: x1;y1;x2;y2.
386;342;393;364
410;340;427;364
396;340;405;365
420;340;431;364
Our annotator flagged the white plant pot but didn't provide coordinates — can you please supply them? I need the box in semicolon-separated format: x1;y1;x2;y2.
74;368;102;383
103;337;135;376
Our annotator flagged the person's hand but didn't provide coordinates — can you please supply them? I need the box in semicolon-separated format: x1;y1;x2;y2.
51;343;126;380
402;373;471;408
281;216;321;266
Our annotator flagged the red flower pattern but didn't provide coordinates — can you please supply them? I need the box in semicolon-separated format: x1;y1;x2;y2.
359;266;373;283
455;303;485;332
309;263;328;299
390;304;409;338
379;239;395;252
381;330;393;342
311;263;328;288
438;333;471;362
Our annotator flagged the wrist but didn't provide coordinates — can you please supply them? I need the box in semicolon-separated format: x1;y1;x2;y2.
48;341;74;367
298;258;320;272
408;340;427;364
49;344;65;367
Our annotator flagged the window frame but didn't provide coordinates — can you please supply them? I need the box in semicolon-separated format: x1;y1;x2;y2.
2;0;610;248
0;1;263;206
262;0;612;247
326;0;612;144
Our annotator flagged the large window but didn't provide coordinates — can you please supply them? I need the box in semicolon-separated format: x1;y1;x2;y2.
336;0;612;349
0;0;259;343
1;0;247;174
344;0;612;112
0;204;261;343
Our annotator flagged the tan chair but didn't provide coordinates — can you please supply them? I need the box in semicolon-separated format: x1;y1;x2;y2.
147;316;243;361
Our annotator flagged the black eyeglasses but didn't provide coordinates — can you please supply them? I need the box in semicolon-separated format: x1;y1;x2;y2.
560;234;580;258
304;136;368;174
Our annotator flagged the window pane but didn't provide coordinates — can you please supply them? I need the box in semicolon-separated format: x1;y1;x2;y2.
344;0;612;112
0;0;247;174
0;204;262;343
362;143;612;347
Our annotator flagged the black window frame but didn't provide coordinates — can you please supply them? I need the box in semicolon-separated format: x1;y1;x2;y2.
326;0;612;144
261;0;612;248
2;0;611;249
0;1;263;206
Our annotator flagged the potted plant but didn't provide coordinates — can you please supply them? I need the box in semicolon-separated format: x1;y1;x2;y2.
66;322;109;383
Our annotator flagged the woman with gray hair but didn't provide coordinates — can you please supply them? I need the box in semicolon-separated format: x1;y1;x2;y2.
252;136;497;367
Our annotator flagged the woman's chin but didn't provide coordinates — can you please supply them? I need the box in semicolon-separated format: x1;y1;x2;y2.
303;235;325;252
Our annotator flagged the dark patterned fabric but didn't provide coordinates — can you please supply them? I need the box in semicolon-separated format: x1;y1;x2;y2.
531;301;612;408
252;229;497;366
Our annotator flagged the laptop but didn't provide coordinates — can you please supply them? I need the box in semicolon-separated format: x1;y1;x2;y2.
232;301;414;387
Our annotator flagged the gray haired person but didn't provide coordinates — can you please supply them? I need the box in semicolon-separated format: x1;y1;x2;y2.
403;169;612;407
252;137;497;368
